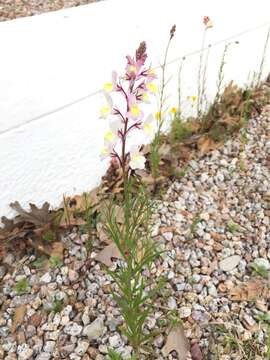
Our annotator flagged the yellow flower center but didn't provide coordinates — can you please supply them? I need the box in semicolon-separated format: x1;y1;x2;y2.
131;105;140;117
144;123;153;134
155;111;162;121
103;83;113;92
104;131;114;142
142;92;149;102
101;147;109;156
146;82;158;94
170;107;177;113
132;154;142;162
129;65;137;73
100;106;110;117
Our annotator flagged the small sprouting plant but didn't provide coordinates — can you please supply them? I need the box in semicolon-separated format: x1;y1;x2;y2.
190;214;201;234
150;25;176;180
170;115;193;143
32;256;47;269
43;230;55;242
197;16;213;119
250;262;269;279
255;312;270;324
226;221;241;233
14;278;30;295
49;255;63;268
107;349;136;360
51;299;64;313
84;238;93;254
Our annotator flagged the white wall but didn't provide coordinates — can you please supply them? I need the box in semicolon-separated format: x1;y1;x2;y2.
0;0;270;219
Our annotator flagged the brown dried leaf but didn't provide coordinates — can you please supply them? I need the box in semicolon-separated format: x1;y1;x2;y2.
229;280;270;301
96;223;111;244
191;342;203;360
11;305;26;333
51;242;64;260
10;201;51;226
162;324;190;359
197;136;219;154
95;243;123;267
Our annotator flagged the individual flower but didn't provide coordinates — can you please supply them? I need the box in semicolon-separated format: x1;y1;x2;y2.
99;93;113;119
146;68;157;80
100;145;111;160
203;16;213;29
155;111;162;121
146;81;158;95
104;130;117;146
127;95;144;121
142;114;155;136
188;95;197;108
103;71;118;92
129;146;146;170
170;107;177;114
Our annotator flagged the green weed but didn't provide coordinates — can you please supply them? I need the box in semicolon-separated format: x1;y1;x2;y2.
49;255;63;268
104;184;163;358
14;278;30;295
250;262;269;279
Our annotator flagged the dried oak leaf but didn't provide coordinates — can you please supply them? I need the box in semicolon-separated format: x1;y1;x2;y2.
51;241;64;260
197;136;220;154
162;324;190;359
10;201;51;226
96;223;111;244
95;243;123;267
229;280;270;301
11;305;26;333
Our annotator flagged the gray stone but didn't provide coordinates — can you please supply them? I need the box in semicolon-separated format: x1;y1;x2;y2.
75;340;89;355
253;257;270;270
64;322;82;336
17;344;33;360
36;353;51;360
219;255;241;272
40;273;52;283
83;317;104;340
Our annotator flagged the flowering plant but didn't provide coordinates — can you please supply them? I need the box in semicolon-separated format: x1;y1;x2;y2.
100;42;157;186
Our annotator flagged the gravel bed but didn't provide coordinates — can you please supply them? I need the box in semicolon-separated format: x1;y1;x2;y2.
0;0;100;22
0;104;269;359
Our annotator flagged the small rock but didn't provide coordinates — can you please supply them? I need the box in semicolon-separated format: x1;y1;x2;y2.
168;297;177;309
208;284;218;297
219;255;241;272
253;257;270;270
83;317;104;340
68;269;79;282
64;322;82;336
109;334;122;348
179;306;191;318
163;232;173;241
0;326;9;337
75;341;89;356
17;344;33;360
40;273;52;283
43;341;56;353
36;353;51;360
0;266;6;280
